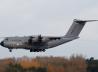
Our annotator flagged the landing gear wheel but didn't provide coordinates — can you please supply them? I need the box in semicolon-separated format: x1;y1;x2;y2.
37;50;39;52
43;49;46;52
9;49;12;52
30;49;33;52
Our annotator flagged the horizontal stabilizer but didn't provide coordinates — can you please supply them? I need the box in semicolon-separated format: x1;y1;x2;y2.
74;19;98;23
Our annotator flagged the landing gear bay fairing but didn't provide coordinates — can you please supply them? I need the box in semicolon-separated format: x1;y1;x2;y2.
0;19;98;52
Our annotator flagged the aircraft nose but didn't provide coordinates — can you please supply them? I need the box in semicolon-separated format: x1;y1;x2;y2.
0;41;4;46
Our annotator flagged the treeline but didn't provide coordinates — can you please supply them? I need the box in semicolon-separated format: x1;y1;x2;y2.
86;57;98;72
6;63;47;72
0;56;98;72
0;55;87;72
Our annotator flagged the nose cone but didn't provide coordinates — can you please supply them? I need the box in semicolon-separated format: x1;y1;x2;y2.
0;41;4;46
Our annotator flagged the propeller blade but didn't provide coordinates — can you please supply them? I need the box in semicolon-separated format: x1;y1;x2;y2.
38;35;43;42
28;36;34;45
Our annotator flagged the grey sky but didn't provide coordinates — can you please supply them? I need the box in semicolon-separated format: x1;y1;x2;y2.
0;0;98;59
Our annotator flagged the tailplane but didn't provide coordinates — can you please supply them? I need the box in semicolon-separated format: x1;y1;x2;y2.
65;19;98;38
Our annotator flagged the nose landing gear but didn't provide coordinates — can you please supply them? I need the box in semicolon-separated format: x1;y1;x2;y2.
9;49;12;52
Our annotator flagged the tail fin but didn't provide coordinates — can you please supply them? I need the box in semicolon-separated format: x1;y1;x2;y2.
65;19;98;37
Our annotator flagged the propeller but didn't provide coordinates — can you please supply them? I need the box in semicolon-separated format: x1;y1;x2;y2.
28;36;34;45
38;35;43;42
28;35;43;44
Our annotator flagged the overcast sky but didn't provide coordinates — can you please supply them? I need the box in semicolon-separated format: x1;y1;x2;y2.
0;0;98;59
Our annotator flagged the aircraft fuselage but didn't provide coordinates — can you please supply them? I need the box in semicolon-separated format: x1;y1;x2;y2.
0;19;97;52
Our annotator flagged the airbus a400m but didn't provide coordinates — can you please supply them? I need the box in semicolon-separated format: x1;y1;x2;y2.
0;19;98;52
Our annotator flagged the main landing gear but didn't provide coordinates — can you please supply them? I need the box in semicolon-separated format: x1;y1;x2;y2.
30;49;46;52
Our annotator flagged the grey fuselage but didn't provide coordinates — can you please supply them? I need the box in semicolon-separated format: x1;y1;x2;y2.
1;36;77;50
0;19;97;52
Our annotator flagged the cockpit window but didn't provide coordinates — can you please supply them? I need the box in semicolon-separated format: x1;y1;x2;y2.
5;38;8;41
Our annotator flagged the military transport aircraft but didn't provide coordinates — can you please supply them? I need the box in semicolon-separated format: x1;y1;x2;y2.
0;19;98;52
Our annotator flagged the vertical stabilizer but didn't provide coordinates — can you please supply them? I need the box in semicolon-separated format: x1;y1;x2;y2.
65;19;98;37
